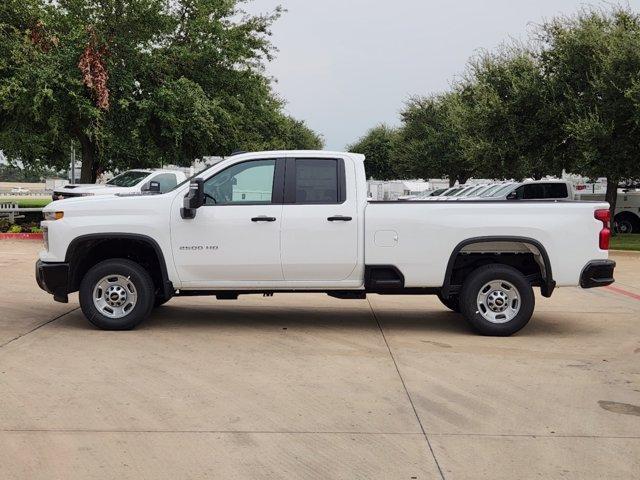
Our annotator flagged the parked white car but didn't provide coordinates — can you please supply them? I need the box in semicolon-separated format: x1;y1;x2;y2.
52;169;187;200
10;186;30;195
37;150;615;336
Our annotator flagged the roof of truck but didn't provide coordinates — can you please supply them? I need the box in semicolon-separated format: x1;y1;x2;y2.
224;150;365;162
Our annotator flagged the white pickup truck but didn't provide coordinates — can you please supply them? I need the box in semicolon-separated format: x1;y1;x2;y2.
52;169;187;200
36;150;616;335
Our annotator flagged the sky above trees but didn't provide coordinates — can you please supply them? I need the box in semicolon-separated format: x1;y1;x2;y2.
248;0;640;150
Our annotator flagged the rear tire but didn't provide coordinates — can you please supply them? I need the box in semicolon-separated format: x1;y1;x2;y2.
437;292;460;312
459;264;535;336
614;213;640;234
79;258;155;330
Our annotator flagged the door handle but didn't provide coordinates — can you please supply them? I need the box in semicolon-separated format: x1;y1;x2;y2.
251;216;276;222
327;216;352;222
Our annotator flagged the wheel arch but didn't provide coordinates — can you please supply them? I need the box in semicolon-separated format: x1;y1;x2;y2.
65;233;173;297
441;236;555;299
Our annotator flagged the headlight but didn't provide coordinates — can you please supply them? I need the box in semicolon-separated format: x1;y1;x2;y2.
43;211;64;221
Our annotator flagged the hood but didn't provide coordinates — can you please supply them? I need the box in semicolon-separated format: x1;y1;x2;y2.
45;187;181;214
53;184;132;195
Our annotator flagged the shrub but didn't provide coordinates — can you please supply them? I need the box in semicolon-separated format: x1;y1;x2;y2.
8;225;22;233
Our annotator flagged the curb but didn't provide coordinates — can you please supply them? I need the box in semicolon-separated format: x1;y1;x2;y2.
0;232;43;240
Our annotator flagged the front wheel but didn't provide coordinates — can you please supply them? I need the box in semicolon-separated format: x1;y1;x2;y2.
79;259;155;330
459;264;535;336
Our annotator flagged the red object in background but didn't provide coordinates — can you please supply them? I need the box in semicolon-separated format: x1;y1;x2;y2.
594;209;610;250
576;184;586;190
0;233;43;240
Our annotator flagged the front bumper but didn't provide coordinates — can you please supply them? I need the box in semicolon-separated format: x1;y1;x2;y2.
580;259;616;289
35;260;70;303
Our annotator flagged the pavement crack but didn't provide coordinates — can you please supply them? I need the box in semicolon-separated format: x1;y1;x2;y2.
0;307;79;349
0;428;424;435
367;298;446;480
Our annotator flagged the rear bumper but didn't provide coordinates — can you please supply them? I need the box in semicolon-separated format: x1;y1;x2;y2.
35;260;70;303
580;259;616;289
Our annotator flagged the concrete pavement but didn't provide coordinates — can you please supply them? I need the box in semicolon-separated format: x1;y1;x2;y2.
0;240;638;479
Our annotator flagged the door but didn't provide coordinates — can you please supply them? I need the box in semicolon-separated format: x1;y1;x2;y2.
171;158;285;285
280;157;359;281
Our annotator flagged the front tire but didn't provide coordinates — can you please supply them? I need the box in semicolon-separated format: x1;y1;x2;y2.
79;259;155;330
459;264;535;336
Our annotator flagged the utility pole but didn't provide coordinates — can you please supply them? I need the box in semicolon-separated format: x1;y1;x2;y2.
70;143;76;183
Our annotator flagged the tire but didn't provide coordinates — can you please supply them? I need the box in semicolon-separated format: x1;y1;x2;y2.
437;292;460;312
614;213;640;234
459;264;535;336
79;258;155;330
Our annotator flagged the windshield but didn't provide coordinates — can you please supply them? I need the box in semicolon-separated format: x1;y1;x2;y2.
169;158;230;192
490;184;516;197
478;185;503;196
443;187;463;196
461;185;484;197
106;170;149;187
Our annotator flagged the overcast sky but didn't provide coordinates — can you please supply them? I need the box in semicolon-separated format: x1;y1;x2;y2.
246;0;639;150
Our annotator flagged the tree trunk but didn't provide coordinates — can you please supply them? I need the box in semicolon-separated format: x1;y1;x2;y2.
448;177;456;187
605;176;618;236
457;175;469;185
78;134;98;183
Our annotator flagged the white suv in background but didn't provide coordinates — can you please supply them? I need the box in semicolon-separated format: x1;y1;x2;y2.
52;169;187;200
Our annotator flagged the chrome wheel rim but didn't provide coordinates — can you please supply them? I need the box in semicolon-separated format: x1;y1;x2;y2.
93;274;137;319
476;280;520;324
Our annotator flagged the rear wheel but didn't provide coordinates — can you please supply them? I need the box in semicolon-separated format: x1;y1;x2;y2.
459;264;535;336
79;259;155;330
437;292;460;312
614;213;640;234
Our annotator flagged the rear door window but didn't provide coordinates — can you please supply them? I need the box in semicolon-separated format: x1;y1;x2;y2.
287;159;345;204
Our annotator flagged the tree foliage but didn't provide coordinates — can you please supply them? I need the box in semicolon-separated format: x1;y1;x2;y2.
457;48;566;181
0;0;323;182
347;124;399;180
538;6;640;217
396;93;473;186
353;4;640;215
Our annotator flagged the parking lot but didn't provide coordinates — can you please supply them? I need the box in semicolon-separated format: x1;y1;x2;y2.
0;240;638;479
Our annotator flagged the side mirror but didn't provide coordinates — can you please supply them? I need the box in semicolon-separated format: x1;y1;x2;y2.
506;191;518;200
181;178;205;219
143;181;161;193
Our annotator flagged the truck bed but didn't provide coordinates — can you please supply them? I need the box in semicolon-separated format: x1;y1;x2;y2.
364;200;609;288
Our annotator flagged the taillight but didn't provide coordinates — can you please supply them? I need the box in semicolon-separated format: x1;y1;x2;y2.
594;209;610;250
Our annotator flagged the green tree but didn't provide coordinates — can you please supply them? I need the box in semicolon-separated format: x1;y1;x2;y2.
347;124;398;180
396;93;473;186
0;0;320;182
539;7;640;221
457;48;565;181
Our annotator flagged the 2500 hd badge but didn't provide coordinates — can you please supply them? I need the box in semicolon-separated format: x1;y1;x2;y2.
179;245;219;251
